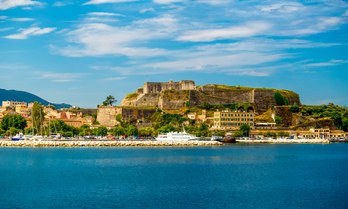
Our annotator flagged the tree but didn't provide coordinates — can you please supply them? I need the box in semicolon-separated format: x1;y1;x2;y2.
274;91;285;106
112;126;125;137
125;124;138;136
290;103;300;113
196;122;210;137
240;124;251;137
0;114;27;132
103;95;116;106
31;102;45;135
95;126;108;136
5;127;21;136
275;116;283;125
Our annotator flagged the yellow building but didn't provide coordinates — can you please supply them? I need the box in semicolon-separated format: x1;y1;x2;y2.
212;110;254;130
15;104;29;118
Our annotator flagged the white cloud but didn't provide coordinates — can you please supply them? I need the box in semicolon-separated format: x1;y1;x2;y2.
177;21;272;42
281;17;342;36
140;7;154;13
83;0;137;5
153;0;185;4
10;17;34;22
88;12;123;17
260;2;304;13
197;0;229;6
53;1;75;7
0;16;7;20
53;15;178;57
3;27;56;40
305;59;348;67
0;0;42;10
39;72;85;82
104;76;127;81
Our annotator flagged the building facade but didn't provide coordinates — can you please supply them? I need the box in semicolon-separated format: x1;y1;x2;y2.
212;110;254;130
2;101;27;109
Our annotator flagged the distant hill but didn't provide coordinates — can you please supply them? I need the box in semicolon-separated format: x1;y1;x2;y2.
0;88;72;109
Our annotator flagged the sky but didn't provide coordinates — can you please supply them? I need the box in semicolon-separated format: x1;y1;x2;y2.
0;0;347;108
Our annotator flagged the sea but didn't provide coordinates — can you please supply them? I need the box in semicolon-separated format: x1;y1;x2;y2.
0;144;348;209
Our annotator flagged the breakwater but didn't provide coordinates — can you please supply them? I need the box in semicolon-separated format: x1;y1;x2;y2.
0;140;223;147
237;138;330;144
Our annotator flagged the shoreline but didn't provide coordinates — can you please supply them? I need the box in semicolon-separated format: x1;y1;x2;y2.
236;139;331;144
0;140;223;147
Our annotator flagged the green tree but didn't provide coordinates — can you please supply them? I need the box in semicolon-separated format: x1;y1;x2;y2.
342;117;348;132
95;126;108;136
196;122;210;137
103;95;116;106
125;124;138;136
0;114;27;132
274;91;285;106
233;130;244;137
275;116;283;125
112;126;125;137
138;127;156;137
5;127;21;136
290;103;300;113
240;124;251;137
31;102;45;135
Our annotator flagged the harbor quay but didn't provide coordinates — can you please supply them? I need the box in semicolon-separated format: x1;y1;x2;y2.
0;140;223;147
236;138;330;144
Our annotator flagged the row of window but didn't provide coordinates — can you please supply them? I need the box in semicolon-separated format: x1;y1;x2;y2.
215;122;254;127
218;113;253;117
217;118;254;121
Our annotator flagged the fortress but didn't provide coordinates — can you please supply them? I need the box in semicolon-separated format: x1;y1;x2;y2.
136;80;196;94
121;80;301;114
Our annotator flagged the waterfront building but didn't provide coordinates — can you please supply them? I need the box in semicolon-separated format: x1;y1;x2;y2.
212;110;254;130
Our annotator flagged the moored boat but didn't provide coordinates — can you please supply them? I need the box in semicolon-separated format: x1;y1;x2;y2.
156;131;199;141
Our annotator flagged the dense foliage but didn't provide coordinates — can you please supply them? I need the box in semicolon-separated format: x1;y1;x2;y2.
0;114;27;134
197;103;253;111
274;91;285;106
301;104;348;131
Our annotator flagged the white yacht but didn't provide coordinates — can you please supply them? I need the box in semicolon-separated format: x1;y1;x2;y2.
156;131;199;141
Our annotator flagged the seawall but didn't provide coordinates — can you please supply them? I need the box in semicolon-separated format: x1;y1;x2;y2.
0;140;223;147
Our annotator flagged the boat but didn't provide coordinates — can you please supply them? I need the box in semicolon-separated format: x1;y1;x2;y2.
211;135;223;142
156;131;199;141
11;133;24;141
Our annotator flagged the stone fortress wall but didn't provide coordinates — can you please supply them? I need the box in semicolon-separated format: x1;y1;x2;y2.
143;80;195;94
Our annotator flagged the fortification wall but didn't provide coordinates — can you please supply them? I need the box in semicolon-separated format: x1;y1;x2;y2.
134;94;160;107
96;106;119;127
121;108;157;122
159;90;190;110
192;86;253;105
143;80;196;94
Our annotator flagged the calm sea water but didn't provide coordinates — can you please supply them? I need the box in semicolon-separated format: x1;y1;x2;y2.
0;144;348;209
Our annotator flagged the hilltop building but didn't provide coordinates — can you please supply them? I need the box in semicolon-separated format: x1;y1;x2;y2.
2;101;27;109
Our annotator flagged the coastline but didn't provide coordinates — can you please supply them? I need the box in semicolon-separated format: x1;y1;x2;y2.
0;140;223;147
0;138;338;147
236;138;331;144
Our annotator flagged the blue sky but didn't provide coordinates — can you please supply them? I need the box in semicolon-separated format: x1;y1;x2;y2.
0;0;347;108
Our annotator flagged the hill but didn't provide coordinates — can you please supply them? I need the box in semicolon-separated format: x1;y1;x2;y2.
0;88;71;109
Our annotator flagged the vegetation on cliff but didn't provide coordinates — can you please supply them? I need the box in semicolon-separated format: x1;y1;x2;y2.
301;103;348;131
